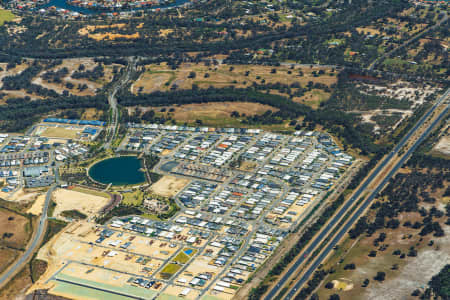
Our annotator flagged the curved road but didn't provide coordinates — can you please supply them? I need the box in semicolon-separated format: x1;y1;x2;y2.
265;88;450;300
0;182;58;287
103;57;137;149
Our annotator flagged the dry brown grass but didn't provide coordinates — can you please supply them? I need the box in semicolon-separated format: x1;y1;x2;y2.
40;127;82;139
30;58;114;97
81;108;102;120
159;29;174;37
0;208;31;249
294;89;331;109
78;24;138;41
0;248;19;274
356;27;382;36
0;262;34;299
130;101;278;127
132;63;336;96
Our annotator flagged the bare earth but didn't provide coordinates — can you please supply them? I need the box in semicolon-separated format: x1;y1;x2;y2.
149;175;190;198
26;194;47;215
52;188;109;219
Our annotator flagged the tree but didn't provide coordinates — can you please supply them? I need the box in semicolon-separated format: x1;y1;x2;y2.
428;265;450;299
362;279;370;287
329;294;340;300
325;282;334;289
230;111;240;118
374;272;385;282
344;263;356;270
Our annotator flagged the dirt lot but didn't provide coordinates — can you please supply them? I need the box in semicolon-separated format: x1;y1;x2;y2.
149;175;190;198
52;188;109;219
8;188;41;203
0;208;31;249
131;63;336;97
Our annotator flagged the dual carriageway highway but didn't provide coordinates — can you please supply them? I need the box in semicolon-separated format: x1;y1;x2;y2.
265;87;450;300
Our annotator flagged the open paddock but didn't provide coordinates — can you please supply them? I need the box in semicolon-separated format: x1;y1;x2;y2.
131;63;337;96
0;208;31;249
129;101;279;128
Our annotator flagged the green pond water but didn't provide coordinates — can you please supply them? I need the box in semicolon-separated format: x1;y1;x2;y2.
88;156;145;186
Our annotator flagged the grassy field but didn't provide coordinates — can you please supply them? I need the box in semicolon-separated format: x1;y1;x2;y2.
40;127;82;139
173;248;196;264
132;63;336;100
0;9;15;26
295;89;331;109
132;101;280;128
159;263;182;278
70;186;110;198
122;189;144;206
173;252;190;264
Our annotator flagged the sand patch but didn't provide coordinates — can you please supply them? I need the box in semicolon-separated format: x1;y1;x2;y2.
332;279;354;291
52;188;109;219
149;175;190;198
433;135;450;157
27;194;47;215
78;24;139;41
9;189;40;202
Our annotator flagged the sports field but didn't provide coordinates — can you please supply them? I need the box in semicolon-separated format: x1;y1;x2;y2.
40;126;82;139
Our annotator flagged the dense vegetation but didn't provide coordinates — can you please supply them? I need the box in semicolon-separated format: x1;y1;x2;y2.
426;265;450;299
0;94;107;131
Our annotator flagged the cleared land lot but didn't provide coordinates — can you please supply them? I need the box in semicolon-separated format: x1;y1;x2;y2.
52;188;109;219
149;175;190;198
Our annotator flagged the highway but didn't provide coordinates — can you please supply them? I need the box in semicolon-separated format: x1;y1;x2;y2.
103;57;137;149
0;172;58;287
265;88;450;300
